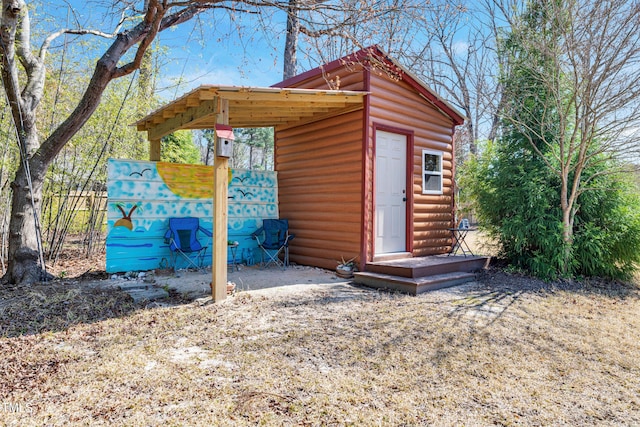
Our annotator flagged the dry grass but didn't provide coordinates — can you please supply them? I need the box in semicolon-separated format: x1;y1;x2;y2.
1;270;639;426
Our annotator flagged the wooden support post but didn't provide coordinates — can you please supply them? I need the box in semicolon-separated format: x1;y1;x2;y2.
149;138;161;161
212;99;230;302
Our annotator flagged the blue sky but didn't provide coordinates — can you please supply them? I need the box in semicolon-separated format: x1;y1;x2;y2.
152;11;289;98
41;1;292;100
40;1;472;102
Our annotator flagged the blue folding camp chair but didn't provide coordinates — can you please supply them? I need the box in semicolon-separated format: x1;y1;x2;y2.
164;217;213;271
251;219;295;269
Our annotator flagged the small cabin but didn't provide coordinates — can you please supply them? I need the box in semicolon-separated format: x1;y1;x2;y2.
271;46;465;271
131;46;470;298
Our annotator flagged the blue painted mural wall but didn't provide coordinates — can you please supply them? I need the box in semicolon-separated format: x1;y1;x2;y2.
106;159;278;273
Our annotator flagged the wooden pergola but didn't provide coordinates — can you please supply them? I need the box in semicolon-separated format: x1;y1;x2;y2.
136;85;366;302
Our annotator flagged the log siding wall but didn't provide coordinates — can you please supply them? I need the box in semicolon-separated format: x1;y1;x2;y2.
275;62;457;270
276;68;366;269
276;110;364;269
367;71;455;256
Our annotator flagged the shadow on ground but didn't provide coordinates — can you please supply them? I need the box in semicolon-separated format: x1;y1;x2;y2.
0;279;138;337
1;264;636;339
441;268;639;332
0;264;352;338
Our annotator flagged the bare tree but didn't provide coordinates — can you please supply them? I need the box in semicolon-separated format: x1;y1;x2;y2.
290;1;495;157
404;2;510;157
292;0;436;73
0;0;219;284
497;0;640;273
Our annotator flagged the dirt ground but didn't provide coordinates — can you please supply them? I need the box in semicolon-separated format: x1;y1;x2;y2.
38;243;354;300
2;265;639;425
42;229;497;301
153;264;354;300
2;231;639;425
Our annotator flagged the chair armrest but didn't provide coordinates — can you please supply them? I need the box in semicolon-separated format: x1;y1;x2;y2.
285;232;295;244
251;227;264;246
198;226;213;237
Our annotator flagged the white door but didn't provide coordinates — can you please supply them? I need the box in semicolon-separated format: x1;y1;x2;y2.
375;130;407;254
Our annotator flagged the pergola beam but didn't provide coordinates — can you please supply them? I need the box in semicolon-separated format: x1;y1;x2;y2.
141;99;218;141
136;86;366;136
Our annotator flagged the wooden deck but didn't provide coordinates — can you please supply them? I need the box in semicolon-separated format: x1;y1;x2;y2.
353;255;490;295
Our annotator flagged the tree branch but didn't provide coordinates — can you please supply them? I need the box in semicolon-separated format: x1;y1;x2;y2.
36;2;207;165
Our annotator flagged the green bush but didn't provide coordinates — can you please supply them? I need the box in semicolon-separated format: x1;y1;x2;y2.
572;167;640;280
461;144;640;280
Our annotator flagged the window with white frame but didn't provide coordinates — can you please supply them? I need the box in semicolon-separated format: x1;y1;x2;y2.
422;150;443;194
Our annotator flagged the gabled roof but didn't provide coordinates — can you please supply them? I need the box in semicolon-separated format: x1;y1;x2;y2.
273;45;466;126
136;85;366;141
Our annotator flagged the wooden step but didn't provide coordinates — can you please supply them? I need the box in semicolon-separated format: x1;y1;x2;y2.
365;255;490;278
353;271;477;295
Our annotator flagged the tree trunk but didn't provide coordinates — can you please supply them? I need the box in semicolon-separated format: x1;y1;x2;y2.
561;207;574;277
560;179;574;277
5;132;49;284
283;0;299;80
